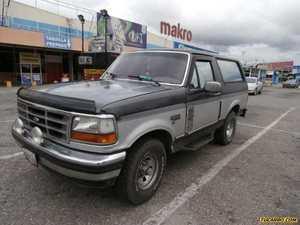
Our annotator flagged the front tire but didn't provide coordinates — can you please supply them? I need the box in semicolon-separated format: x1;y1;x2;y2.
215;111;237;145
254;88;258;95
116;138;166;204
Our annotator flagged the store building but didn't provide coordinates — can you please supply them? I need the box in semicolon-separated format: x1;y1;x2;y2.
257;61;294;84
0;1;96;86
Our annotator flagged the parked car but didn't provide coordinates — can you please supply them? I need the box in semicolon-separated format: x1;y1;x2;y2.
12;49;248;204
282;79;300;88
246;77;263;95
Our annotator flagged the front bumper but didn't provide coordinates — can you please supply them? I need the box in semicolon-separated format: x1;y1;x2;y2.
12;127;126;182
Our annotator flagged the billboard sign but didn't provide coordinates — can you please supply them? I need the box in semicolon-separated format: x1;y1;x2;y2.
44;33;71;49
93;14;147;53
161;21;192;42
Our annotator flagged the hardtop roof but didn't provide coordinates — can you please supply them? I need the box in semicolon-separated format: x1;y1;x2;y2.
136;48;239;62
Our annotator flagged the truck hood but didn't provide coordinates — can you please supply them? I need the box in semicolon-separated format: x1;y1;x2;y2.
18;79;185;116
38;79;172;108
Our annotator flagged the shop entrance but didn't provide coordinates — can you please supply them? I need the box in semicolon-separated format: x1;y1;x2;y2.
19;52;42;86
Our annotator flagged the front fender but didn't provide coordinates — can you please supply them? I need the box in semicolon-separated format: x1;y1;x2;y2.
125;118;176;148
115;104;186;151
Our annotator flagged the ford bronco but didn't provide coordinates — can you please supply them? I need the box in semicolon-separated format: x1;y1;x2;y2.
12;49;248;204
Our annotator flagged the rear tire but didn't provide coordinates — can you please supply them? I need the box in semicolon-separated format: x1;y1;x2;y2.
116;138;166;205
215;111;237;145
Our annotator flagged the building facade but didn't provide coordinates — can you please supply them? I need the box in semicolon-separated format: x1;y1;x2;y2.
0;1;214;86
0;1;96;86
257;61;294;84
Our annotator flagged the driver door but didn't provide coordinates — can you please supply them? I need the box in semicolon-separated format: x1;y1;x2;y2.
186;57;221;134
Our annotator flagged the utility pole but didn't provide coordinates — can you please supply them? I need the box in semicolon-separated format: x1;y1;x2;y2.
81;21;84;52
100;9;109;68
1;0;5;26
77;14;85;81
77;14;85;53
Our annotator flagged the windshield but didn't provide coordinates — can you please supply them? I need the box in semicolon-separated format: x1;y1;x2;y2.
105;52;189;84
246;77;257;83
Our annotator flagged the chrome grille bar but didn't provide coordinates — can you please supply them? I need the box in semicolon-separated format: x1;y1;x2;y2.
17;99;71;143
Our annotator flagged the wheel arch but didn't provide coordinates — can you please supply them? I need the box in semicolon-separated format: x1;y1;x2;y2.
231;104;240;115
226;100;241;116
128;128;173;156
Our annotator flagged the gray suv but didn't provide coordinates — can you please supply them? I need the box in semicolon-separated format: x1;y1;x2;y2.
12;49;248;204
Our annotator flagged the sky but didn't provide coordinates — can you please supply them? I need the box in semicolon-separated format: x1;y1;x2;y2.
19;0;300;65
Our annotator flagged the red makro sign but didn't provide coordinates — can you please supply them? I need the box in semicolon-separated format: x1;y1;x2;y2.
160;21;192;42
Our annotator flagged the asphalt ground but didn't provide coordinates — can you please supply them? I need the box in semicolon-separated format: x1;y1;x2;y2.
0;86;299;225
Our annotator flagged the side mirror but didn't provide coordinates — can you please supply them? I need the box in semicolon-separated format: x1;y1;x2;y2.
204;81;222;93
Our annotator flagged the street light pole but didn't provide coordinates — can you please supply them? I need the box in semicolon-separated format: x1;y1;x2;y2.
77;14;85;81
81;22;84;52
77;14;85;53
100;9;109;68
104;14;107;56
1;0;5;26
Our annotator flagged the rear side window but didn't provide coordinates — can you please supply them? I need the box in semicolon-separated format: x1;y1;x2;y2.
217;60;243;82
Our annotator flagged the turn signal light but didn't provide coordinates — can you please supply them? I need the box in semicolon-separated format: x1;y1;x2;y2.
71;131;117;144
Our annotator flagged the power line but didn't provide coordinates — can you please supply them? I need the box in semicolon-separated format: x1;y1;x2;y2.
16;0;97;17
40;0;96;14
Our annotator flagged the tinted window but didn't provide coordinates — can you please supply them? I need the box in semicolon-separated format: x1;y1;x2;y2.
218;60;242;82
195;61;214;88
106;52;188;84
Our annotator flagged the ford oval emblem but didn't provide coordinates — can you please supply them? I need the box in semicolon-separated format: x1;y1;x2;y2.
32;116;40;123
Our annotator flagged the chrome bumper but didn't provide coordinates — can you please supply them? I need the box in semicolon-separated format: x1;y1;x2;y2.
12;127;126;182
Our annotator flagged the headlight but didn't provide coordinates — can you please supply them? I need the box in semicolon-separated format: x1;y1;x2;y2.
13;118;24;134
71;115;117;144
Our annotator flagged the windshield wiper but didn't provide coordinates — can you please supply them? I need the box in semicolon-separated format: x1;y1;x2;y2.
128;75;161;86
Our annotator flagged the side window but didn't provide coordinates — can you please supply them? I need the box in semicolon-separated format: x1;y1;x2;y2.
195;61;214;88
190;65;200;89
217;60;243;82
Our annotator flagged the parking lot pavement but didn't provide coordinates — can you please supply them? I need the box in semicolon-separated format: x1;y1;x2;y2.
0;86;299;225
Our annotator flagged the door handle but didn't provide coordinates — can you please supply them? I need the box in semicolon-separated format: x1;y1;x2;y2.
207;91;221;96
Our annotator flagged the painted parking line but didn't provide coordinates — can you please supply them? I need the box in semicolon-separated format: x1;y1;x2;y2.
238;122;300;136
237;122;265;129
0;152;23;160
143;107;295;225
0;120;14;123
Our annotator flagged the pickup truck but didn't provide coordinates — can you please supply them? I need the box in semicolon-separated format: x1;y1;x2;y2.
12;49;248;204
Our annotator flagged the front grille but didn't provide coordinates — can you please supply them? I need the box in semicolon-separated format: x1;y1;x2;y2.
17;99;71;142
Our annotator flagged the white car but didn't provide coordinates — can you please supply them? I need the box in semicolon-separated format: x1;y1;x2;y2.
246;77;263;95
